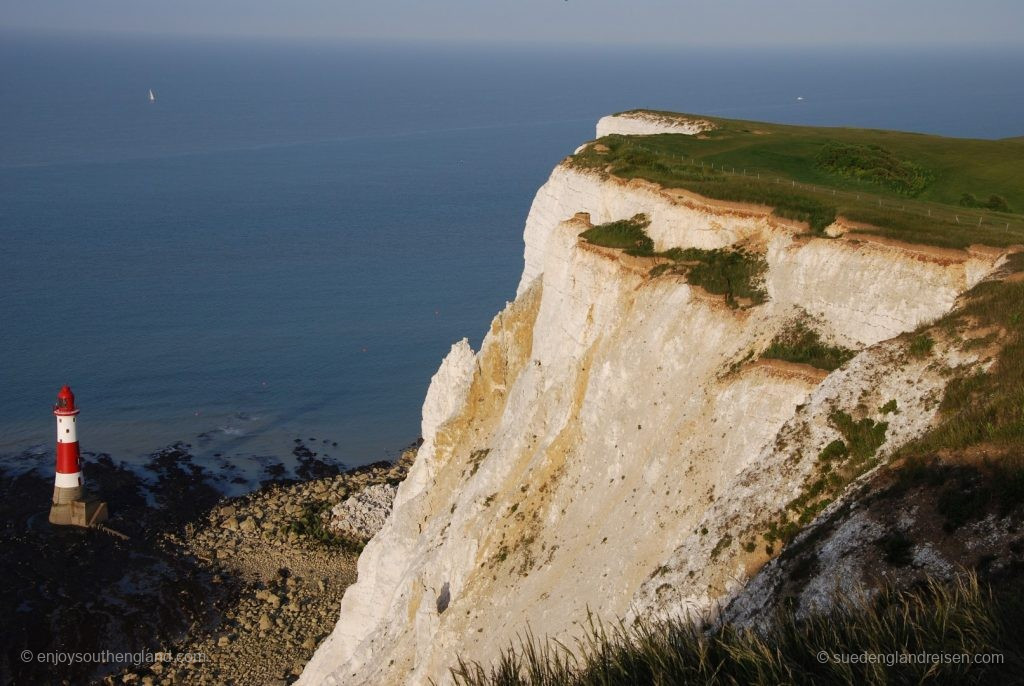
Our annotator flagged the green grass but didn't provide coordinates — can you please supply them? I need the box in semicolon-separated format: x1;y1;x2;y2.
761;319;856;371
450;575;1023;686
765;410;888;541
909;334;935;357
570;111;1024;248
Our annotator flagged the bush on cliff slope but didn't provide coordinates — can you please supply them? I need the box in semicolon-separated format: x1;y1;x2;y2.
656;247;768;307
762;319;856;371
579;214;654;255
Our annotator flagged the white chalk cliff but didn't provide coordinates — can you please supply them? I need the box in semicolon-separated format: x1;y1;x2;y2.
299;115;1007;685
595;111;715;138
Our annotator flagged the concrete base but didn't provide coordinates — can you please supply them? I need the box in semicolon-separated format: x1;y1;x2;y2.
49;486;108;528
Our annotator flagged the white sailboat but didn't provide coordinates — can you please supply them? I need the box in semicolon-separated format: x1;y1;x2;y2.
148;88;156;102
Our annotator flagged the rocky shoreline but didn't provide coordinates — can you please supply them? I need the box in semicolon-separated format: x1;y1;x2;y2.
111;450;413;686
0;441;414;686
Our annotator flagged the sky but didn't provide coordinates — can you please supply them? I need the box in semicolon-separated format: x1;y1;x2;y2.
1;0;1022;47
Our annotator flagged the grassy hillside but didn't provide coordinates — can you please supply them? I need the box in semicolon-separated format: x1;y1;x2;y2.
571;111;1024;248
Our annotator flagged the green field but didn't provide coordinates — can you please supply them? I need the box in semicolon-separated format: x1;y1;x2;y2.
571;111;1024;248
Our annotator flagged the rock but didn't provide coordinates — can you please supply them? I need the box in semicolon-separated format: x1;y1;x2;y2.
327;483;398;541
221;516;238;531
258;613;272;631
217;634;231;647
239;517;257;533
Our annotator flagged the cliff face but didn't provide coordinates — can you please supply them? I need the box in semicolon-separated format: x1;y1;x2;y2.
299;118;1007;686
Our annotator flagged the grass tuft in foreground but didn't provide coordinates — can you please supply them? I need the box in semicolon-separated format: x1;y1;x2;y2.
450;574;1023;686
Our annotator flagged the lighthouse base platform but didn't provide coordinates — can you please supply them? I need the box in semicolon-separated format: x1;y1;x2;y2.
49;487;109;528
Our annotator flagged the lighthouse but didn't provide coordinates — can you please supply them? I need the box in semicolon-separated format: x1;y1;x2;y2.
49;385;108;527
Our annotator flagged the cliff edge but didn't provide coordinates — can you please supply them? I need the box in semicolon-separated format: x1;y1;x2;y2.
299;113;1018;685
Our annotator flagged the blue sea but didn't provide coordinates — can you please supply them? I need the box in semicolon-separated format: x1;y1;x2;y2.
1;33;1022;487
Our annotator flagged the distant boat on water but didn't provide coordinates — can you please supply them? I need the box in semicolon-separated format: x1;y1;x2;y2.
148;89;156;102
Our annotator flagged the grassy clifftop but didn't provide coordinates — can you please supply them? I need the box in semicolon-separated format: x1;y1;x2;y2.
571;111;1024;248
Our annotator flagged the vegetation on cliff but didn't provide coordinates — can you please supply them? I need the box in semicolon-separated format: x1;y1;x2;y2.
571;112;1024;248
452;575;1023;686
578;214;654;255
453;254;1024;686
580;216;767;306
897;253;1024;456
761;319;856;371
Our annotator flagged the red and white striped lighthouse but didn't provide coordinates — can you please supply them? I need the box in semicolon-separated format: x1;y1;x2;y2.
53;385;83;495
49;385;107;527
